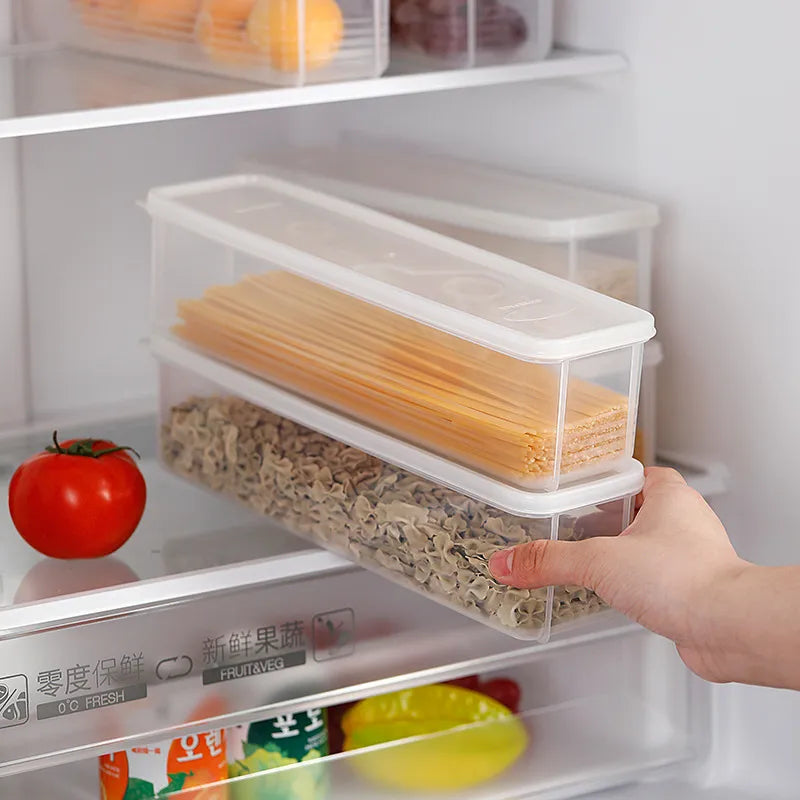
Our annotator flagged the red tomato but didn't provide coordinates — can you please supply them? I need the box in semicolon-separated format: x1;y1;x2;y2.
8;433;147;559
14;557;139;602
479;678;521;713
326;701;355;754
445;675;481;691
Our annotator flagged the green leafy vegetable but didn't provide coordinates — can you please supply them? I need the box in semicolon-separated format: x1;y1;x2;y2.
157;772;191;796
122;777;155;800
242;741;261;759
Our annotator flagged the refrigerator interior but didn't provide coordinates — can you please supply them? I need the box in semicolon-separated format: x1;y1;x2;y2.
1;0;799;798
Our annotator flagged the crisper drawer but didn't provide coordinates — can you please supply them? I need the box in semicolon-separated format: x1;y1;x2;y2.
0;631;700;800
1;565;584;775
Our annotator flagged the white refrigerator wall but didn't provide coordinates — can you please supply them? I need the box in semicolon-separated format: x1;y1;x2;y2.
10;0;800;794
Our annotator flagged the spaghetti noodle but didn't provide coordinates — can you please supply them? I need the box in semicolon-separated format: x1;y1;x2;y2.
173;270;628;485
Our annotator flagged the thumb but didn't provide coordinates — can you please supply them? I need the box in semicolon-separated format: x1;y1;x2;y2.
488;538;610;590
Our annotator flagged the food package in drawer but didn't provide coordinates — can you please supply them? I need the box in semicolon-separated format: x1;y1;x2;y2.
158;361;644;640
147;174;655;494
247;135;660;309
20;0;388;86
389;0;552;68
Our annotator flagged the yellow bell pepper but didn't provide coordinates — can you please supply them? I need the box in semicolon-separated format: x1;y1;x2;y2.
342;684;528;792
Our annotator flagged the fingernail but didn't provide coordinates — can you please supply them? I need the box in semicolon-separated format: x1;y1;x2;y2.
489;549;515;581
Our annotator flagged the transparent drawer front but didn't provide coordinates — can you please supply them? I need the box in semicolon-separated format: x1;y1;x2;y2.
22;0;389;86
0;564;556;774
389;0;553;68
172;702;686;800
159;363;640;640
0;631;696;799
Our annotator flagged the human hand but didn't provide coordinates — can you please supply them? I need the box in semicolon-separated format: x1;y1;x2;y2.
489;467;763;685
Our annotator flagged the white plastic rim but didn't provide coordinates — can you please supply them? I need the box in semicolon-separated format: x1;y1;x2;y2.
152;334;645;517
147;174;655;362
247;133;661;240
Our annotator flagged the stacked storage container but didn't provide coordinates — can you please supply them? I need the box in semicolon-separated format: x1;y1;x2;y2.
246;134;663;463
147;172;655;641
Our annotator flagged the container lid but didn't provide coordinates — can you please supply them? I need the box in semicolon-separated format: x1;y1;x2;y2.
152;333;646;517
147;175;655;362
247;134;660;241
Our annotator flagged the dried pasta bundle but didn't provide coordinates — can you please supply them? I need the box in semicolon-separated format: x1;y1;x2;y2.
161;395;607;632
173;271;628;484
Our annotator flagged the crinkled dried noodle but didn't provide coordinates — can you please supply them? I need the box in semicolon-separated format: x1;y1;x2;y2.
161;395;607;633
172;271;629;485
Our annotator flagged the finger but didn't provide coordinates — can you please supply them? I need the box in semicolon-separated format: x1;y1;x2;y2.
633;468;686;516
642;466;687;495
488;538;611;590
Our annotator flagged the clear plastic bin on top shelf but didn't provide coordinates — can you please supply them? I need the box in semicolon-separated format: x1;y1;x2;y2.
157;359;644;641
390;0;553;70
147;174;655;495
246;135;660;309
17;0;389;87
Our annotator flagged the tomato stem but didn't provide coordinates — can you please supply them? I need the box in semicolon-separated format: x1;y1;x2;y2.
50;430;65;454
45;431;141;460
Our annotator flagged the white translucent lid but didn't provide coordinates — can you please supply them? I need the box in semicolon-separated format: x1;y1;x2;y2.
248;135;660;241
147;175;655;362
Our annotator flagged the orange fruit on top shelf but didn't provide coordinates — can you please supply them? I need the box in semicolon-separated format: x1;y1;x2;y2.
130;0;200;39
196;0;260;63
74;0;130;33
247;0;344;73
201;0;256;21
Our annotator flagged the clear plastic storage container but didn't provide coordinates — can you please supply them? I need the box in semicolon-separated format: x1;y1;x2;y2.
636;340;662;467
158;361;644;641
389;0;553;69
247;136;659;308
147;174;655;496
19;0;389;86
